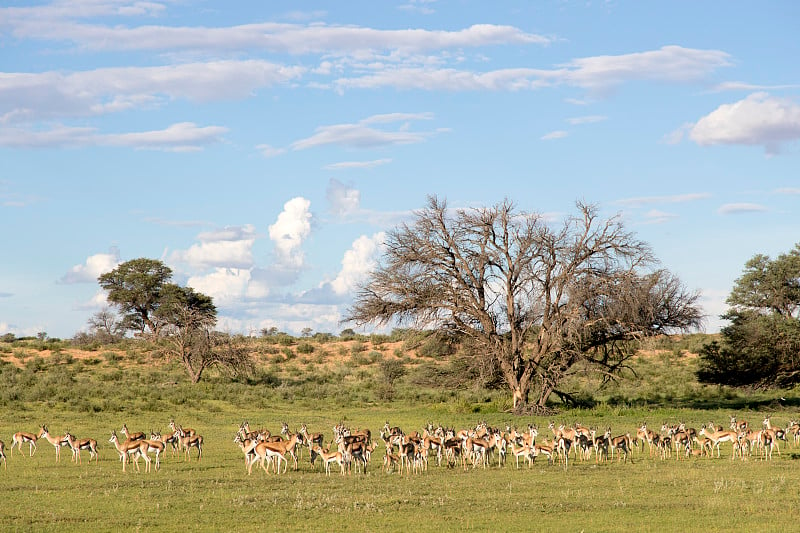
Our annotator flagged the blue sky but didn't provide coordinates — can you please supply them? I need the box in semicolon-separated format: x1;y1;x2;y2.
1;0;799;339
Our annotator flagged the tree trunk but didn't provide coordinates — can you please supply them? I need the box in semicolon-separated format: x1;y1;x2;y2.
536;381;554;408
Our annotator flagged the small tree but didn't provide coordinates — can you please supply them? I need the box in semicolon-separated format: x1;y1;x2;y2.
98;258;174;337
159;285;224;383
87;307;126;343
698;244;800;388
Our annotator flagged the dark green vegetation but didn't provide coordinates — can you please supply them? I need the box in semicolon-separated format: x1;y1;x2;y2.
698;243;800;389
1;333;800;532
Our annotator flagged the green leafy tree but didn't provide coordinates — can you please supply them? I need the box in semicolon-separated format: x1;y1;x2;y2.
98;258;252;382
98;258;174;337
698;244;800;388
345;197;702;412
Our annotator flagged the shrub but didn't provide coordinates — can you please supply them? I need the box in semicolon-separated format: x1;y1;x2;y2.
379;358;406;386
296;342;315;354
350;342;366;355
277;334;295;346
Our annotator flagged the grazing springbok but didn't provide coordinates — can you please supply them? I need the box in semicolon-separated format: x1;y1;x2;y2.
63;432;99;465
11;429;39;457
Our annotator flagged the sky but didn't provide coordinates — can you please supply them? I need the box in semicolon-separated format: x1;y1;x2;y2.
1;0;799;340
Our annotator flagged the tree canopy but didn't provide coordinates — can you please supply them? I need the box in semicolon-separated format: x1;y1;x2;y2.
98;258;174;337
345;197;702;412
698;244;800;388
97;258;252;383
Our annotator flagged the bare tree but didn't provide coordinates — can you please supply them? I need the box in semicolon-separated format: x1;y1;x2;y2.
87;307;125;343
159;286;253;383
345;197;702;412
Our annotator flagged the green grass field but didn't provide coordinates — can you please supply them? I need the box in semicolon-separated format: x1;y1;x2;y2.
2;404;799;532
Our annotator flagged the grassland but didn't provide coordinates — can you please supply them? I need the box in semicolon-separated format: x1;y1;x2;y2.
1;334;799;532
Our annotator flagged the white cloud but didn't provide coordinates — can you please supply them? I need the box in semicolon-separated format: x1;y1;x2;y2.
775;188;800;195
75;290;110;311
334;67;554;91
269;197;312;268
541;130;568;140
1;5;550;54
561;45;731;90
398;0;437;15
717;203;768;215
616;193;711;207
688;93;800;155
187;268;252;307
256;144;287;158
103;122;228;151
334;46;730;92
0;122;228;151
324;158;392;170
326;179;360;217
662;123;693;145
60;247;120;284
329;233;385;296
567;115;607;125
291;113;437;150
710;81;800;92
0;61;304;122
641;209;679;225
171;225;257;269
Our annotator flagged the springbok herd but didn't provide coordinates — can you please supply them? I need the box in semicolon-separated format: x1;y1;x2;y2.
233;415;800;476
0;420;202;472
1;415;798;474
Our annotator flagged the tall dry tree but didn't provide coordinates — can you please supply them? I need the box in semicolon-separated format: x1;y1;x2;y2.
346;196;702;412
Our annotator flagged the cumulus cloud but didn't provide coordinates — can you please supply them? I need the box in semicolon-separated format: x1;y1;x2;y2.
298;232;386;304
171;225;257;270
326;179;360;217
187;268;252;307
717;203;768;215
328;233;385;295
687;93;800;155
75;290;110;311
60;247;120;284
269;197;312;268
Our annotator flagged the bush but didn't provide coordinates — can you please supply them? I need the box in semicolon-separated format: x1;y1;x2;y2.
350;341;367;355
379;358;406;386
296;342;315;354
